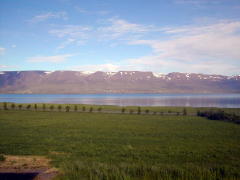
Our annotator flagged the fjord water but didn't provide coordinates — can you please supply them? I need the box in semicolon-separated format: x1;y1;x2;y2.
0;94;240;108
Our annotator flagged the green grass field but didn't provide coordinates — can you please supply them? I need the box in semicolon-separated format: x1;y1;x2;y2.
0;107;240;179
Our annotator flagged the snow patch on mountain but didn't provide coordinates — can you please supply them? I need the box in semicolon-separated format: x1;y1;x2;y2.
106;72;117;76
118;71;136;76
80;71;94;75
185;73;190;79
229;75;240;80
44;71;53;74
153;72;165;78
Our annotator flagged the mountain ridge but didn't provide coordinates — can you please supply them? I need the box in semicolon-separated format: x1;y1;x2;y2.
0;71;239;94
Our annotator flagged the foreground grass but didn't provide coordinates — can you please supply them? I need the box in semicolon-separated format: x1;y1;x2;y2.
0;110;240;179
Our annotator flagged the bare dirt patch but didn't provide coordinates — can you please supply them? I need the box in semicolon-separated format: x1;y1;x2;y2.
0;155;58;180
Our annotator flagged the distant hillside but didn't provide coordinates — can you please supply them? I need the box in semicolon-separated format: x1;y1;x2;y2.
0;71;239;94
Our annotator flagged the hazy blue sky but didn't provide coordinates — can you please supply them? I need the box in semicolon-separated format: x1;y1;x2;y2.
0;0;240;75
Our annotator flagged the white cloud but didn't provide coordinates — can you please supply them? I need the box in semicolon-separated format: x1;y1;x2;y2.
51;17;154;42
0;65;17;69
28;54;73;63
49;25;91;50
163;20;240;35
0;47;5;55
42;16;240;75
70;63;120;72
126;55;239;75
75;7;88;14
49;25;91;38
11;45;16;48
97;11;110;15
29;11;68;23
127;20;240;75
56;38;86;50
131;21;240;61
98;17;158;39
57;39;74;50
75;7;110;15
50;17;158;49
0;65;9;68
46;18;240;75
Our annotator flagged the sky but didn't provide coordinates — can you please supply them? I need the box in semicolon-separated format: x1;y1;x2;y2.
0;0;240;75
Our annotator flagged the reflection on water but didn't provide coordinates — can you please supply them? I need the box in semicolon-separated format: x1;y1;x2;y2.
0;94;240;108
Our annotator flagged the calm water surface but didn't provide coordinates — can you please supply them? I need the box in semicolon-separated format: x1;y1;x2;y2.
0;94;240;108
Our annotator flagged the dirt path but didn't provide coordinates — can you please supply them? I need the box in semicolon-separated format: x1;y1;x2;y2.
0;155;58;180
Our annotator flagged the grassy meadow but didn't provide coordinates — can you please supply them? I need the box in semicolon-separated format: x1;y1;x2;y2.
0;103;240;179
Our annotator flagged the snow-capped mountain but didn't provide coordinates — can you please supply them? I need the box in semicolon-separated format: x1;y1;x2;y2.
0;71;239;93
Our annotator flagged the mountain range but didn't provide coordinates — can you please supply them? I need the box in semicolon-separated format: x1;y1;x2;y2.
0;71;239;94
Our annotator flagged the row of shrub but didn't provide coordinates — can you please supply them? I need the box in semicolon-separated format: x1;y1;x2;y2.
2;102;188;115
121;107;187;115
197;110;240;124
2;102;99;112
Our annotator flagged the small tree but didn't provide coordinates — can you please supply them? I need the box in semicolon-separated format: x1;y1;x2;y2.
3;102;8;110
66;106;70;112
137;107;141;114
82;106;86;112
89;107;93;113
58;105;62;112
50;105;54;111
153;111;157;115
0;154;6;162
97;107;102;112
34;104;37;111
26;104;31;110
74;105;78;112
197;110;201;116
11;103;15;110
129;109;134;114
42;104;46;111
145;109;149;114
18;104;22;110
183;108;187;116
121;107;125;114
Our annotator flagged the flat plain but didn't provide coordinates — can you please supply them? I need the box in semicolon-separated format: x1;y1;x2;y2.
0;104;240;180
